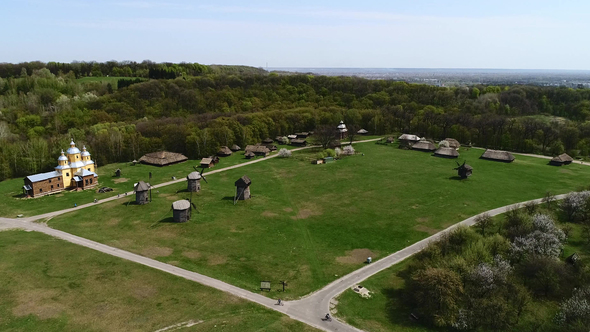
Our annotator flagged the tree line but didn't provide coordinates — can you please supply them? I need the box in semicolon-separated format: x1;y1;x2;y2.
1;64;590;181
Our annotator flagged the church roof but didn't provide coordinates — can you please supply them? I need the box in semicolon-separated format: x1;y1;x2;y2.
67;140;81;155
25;171;62;183
70;161;85;168
81;146;91;157
83;160;95;166
58;150;68;161
55;165;71;170
75;169;97;177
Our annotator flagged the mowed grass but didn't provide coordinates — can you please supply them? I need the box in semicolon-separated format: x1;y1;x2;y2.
46;142;590;298
0;230;318;332
335;207;590;332
0;150;264;218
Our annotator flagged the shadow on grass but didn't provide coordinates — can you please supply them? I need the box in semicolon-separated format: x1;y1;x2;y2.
222;196;235;201
448;176;466;181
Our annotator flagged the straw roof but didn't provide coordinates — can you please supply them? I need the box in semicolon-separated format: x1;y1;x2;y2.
291;139;307;145
287;134;297;139
135;181;150;192
139;151;188;166
245;151;256;158
445;138;461;149
398;134;420;141
357;129;368;134
480;149;515;162
187;171;201;180
552;153;573;163
172;200;190;210
245;145;270;154
411;141;436;151
434;147;459;158
218;146;232;156
200;157;213;165
235;175;251;187
230;144;241;151
262;138;274;144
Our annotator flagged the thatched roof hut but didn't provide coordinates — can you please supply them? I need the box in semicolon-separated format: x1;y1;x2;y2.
445;138;461;150
398;134;421;148
172;200;191;223
230;144;241;152
291;139;307;146
235;175;251;200
245;145;270;157
200;157;215;168
287;134;297;140
277;136;289;145
262;138;274;144
218;146;233;157
265;144;277;151
296;132;310;138
139;151;188;167
245;151;256;159
434;147;459;158
411;141;436;152
550;153;573;166
480;149;515;163
357;129;368;135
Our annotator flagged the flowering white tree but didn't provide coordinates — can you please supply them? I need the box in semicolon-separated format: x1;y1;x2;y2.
510;214;566;260
439;140;450;148
560;191;590;222
469;255;513;292
342;145;355;155
278;148;292;158
334;147;342;157
555;287;590;327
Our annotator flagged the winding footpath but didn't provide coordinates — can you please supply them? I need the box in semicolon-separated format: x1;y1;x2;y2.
0;142;580;332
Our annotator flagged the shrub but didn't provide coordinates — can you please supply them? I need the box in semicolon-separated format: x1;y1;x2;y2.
278;148;291;158
555;287;590;329
325;149;336;157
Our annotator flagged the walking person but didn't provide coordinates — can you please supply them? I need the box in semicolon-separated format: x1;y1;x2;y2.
276;299;283;306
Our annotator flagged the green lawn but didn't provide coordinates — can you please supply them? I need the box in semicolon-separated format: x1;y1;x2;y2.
336;206;590;332
0;150;269;218
0;230;318;332
44;142;590;299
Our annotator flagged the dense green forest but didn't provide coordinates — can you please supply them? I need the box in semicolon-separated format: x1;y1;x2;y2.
1;61;590;181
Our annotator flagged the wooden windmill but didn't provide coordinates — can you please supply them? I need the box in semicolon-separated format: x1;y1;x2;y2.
454;161;473;179
194;165;209;184
234;175;251;205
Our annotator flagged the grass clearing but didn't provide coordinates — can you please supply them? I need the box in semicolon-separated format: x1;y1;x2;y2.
0;230;318;332
45;142;590;299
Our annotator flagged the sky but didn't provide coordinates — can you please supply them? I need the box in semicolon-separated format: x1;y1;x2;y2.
3;0;590;69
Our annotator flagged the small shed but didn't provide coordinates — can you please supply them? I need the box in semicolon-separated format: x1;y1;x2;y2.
235;175;251;201
172;200;191;223
139;151;188;167
480;149;515;163
550;153;573;166
187;171;201;192
262;138;274;144
411;141;437;152
218;146;233;157
357;128;369;135
230;144;241;152
134;181;150;205
445;138;461;150
265;144;278;151
245;151;256;159
200;158;215;168
291;139;307;147
434;147;459;158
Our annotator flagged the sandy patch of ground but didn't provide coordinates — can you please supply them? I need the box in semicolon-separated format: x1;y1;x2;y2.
141;246;173;258
291;203;323;220
414;225;439;235
207;254;227;265
559;168;574;175
132;284;158;299
283;207;293;212
12;289;65;319
262;211;278;217
182;251;201;259
229;226;244;233
113;178;128;184
106;218;120;226
336;249;375;264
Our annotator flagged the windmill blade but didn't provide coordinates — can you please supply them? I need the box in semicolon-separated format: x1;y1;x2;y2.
200;167;209;183
191;202;200;213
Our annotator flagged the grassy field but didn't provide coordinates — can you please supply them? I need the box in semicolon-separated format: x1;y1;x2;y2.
0;150;272;218
0;230;317;332
44;142;590;299
335;206;590;332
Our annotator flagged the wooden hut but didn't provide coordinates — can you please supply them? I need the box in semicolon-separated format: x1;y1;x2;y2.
235;175;251;201
245;145;270;157
218;146;233;157
480;149;515;163
295;132;310;138
230;144;241;152
398;134;421;148
187;171;201;192
262;138;274;144
277;136;289;145
115;169;121;177
265;144;278;152
134;181;150;205
411;141;437;152
245;151;256;159
172;200;191;223
434;147;459;158
290;139;307;147
357;128;369;135
200;157;215;168
550;153;573;166
139;151;188;167
445;138;461;150
287;134;297;140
